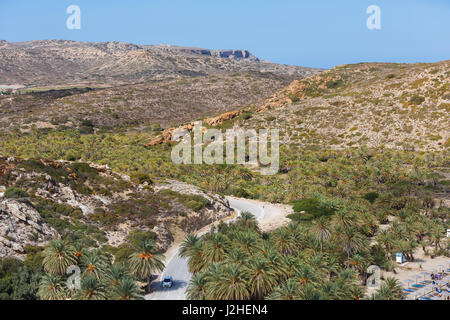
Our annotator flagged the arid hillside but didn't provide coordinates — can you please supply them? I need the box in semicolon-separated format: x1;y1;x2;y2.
0;157;231;259
0;40;320;87
160;60;449;151
0;72;311;132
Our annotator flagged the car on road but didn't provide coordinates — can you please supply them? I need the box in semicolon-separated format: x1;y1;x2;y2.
162;276;173;288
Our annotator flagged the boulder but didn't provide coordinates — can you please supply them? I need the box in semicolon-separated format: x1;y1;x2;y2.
0;199;59;258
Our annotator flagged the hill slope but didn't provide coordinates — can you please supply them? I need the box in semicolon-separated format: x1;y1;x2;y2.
0;40;320;87
0;72;308;133
180;60;450;151
0;157;231;259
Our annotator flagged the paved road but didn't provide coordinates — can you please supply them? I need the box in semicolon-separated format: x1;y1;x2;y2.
145;197;266;300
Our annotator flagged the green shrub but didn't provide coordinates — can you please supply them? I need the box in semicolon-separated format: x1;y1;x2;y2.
34;197;83;219
428;135;442;141
326;79;344;89
4;188;29;199
23;246;44;273
151;123;162;132
127;230;157;248
131;172;153;185
287;93;300;103
241;112;252;120
89;208;119;228
233;188;250;198
363;192;379;204
288;198;336;221
0;255;41;300
20;160;66;184
159;189;210;211
78;120;94;134
103;244;134;265
410;95;425;105
69;163;99;184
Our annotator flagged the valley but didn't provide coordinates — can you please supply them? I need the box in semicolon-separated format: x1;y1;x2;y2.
0;39;448;301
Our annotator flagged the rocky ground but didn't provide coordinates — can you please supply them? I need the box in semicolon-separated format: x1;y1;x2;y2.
150;60;450;152
0;157;232;259
0;40;320;87
0;72;305;133
0;199;58;258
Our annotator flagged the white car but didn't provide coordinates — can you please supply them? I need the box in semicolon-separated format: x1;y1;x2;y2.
162;276;173;288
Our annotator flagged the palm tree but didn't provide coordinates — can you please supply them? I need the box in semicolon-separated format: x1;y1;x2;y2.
279;255;298;282
179;234;200;258
214;264;251;300
186;241;207;274
331;209;355;230
245;257;278;299
38;273;67;300
73;242;85;263
338;227;365;264
110;278;144;300
352;253;373;285
376;230;395;261
235;231;260;255
370;278;404;300
128;240;165;293
208;175;228;193
226;247;248;266
324;254;341;279
334;269;362;299
106;263;129;288
81;249;109;279
293;263;320;286
267;279;300;300
203;233;229;264
430;227;444;251
272;228;299;255
187;272;208;300
236;212;259;231
383;277;404;299
204;262;225;298
43;240;77;275
261;246;285;281
310;217;331;252
298;283;323;300
74;275;108;300
308;252;329;276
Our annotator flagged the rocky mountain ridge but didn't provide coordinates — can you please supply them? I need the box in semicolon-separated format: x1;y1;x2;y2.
0;40;320;87
148;45;260;61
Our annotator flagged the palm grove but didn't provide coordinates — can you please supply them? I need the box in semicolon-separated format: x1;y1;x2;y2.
179;149;449;301
1;238;164;300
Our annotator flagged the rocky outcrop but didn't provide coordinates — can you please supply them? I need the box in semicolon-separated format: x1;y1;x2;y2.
204;110;242;126
151;225;175;253
155;180;232;236
0;157;233;258
213;49;259;61
0;199;59;258
35;179;104;216
149;45;260;62
257;74;341;112
146;110;242;146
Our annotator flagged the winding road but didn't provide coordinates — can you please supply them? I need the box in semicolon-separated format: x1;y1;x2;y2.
145;197;290;300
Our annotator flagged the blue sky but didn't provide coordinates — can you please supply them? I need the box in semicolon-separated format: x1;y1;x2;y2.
0;0;449;68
